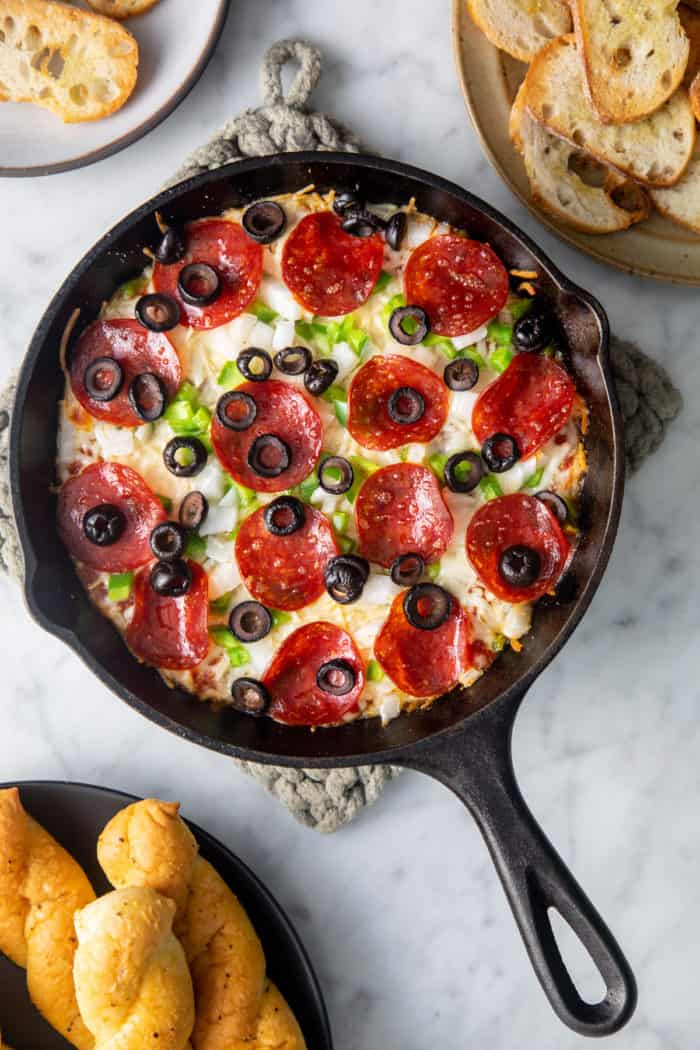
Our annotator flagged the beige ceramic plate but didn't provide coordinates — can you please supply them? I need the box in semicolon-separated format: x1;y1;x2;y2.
451;0;700;285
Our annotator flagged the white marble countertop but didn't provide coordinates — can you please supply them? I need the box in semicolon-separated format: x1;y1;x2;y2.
1;3;699;1048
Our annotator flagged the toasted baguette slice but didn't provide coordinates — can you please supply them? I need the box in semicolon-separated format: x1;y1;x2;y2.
86;0;161;18
466;0;571;63
571;0;689;123
0;0;138;123
681;3;700;85
524;35;696;186
651;142;700;232
511;84;650;233
691;71;700;119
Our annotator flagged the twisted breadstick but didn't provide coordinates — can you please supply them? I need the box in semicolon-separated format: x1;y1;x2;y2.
98;800;306;1050
0;788;95;1048
73;887;195;1049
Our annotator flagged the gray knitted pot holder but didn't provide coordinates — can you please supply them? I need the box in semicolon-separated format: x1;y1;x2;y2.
0;41;682;832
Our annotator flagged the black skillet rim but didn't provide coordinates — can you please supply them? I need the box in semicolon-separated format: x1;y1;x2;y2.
9;151;624;768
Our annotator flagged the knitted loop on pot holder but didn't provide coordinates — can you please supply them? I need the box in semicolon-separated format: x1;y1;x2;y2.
0;40;683;832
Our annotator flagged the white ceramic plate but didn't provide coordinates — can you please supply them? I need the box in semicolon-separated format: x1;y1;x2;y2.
1;0;230;177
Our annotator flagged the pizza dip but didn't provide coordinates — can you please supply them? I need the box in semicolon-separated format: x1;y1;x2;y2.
56;189;587;727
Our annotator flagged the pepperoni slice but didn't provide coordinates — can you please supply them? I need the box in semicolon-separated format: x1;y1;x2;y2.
347;355;449;451
153;219;263;330
57;462;167;572
126;561;209;671
263;622;365;725
235;503;339;611
212;380;322;493
69;320;182;427
466;493;569;603
472;353;576;459
356;464;453;568
375;590;473;698
404;234;509;337
281;211;384;316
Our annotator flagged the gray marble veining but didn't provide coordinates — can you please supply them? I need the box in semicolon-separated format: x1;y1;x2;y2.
1;1;699;1047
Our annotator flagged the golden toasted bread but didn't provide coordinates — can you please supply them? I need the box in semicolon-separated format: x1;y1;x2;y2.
0;0;138;123
651;141;700;232
691;71;700;119
86;0;161;19
681;3;700;86
466;0;572;63
571;0;689;124
524;35;696;186
511;83;650;233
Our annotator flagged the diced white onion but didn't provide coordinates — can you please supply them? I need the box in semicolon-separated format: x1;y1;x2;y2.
272;319;296;351
94;424;134;458
361;573;396;606
453;326;487;349
405;219;432;248
199;503;238;537
205;314;257;360
206;535;236;564
503;603;532;640
378;693;401;725
195;459;226;502
261;276;303;320
208;561;241;596
219;485;238;507
248;321;274;350
330;341;358;381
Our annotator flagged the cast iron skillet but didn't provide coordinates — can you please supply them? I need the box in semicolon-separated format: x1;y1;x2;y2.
11;153;635;1037
0;781;331;1050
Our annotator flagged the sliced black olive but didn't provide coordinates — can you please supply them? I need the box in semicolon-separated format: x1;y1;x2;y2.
324;554;370;605
341;209;384;238
536;489;568;525
316;658;356;696
263;495;305;536
387;386;425;425
150;521;186;561
229;600;273;643
178;262;220;306
274;346;312;376
216;390;257;432
513;307;555;353
444;357;479;391
304;359;338;397
237;348;272;382
318;456;354;495
499;545;541;588
150;558;192;597
390;553;424;587
163;436;208;477
129;372;167;422
333;190;362;216
135;293;180;332
389;305;430;346
242;200;286;244
84;357;124;402
231;677;270;716
248;434;291;479
481;433;520;473
444;451;483;494
385;211;407;251
403;583;452;631
179;491;208;530
83;504;125;547
155;226;186;265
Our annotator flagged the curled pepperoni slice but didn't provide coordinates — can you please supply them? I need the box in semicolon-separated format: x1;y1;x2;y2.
347;355;449;451
472;353;576;459
281;211;384;316
57;462;166;573
356;464;453;568
404;234;509;336
69;320;182;427
375;590;473;698
126;561;209;671
263;622;364;725
212;379;322;493
466;493;569;603
235;503;339;611
153;219;263;330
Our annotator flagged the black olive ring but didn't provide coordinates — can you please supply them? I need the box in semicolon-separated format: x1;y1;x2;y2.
242;200;287;244
248;434;291;479
263;496;305;536
237;348;273;382
155;225;186;265
389;305;430;346
444;357;479;392
387;386;425;425
318;456;354;495
333;190;362;216
229;600;273;643
150;558;192;597
341;209;385;238
231;677;270;716
179;491;209;530
304;359;339;397
498;545;542;589
135;293;180;333
129;372;167;422
163;436;208;478
390;553;424;588
316;659;357;696
150;521;186;562
385;211;407;251
274;346;312;376
444;451;483;494
481;433;520;474
83;357;124;403
82;504;125;547
216;390;257;432
403;582;452;631
178;262;221;306
536;490;568;525
324;554;370;605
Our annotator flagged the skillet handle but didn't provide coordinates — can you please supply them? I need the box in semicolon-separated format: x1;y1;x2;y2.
403;699;637;1036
